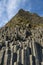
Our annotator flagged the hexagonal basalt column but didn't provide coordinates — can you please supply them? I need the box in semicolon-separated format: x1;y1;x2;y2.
31;38;36;57
29;55;33;65
13;44;17;65
10;43;13;65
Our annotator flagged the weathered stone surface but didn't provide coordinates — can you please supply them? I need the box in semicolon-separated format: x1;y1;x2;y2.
0;9;43;65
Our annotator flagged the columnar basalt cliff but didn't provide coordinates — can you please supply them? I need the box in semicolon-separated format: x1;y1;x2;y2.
0;9;43;65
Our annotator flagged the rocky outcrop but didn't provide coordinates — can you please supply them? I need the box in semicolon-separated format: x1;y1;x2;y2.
0;9;43;65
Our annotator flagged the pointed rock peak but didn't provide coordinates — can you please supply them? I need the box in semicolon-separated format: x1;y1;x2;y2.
18;9;32;17
18;9;25;13
18;9;27;16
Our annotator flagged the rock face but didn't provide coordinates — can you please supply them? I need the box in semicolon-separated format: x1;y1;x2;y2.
0;9;43;65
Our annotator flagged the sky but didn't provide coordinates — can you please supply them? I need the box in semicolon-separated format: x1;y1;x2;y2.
0;0;43;27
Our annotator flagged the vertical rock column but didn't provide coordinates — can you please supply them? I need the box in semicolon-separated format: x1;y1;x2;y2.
31;38;36;57
13;44;17;65
29;55;33;65
31;38;39;65
35;44;39;65
21;43;25;65
24;45;27;65
0;48;4;64
42;49;43;62
0;47;5;65
28;37;32;55
40;39;43;65
29;41;32;55
40;39;43;47
3;41;8;65
10;43;13;65
29;41;32;48
17;48;20;65
28;37;32;48
41;48;43;65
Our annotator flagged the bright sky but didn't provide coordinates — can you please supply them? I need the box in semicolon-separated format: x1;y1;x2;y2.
0;0;43;27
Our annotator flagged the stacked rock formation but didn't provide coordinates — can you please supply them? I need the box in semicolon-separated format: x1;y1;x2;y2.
0;25;43;65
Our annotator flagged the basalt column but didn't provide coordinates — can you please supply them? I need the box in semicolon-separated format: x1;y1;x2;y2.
31;38;36;57
13;44;17;65
3;41;8;65
10;43;13;65
41;48;43;65
17;48;20;65
35;43;39;65
21;43;25;65
24;45;27;65
28;38;32;55
29;55;33;65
